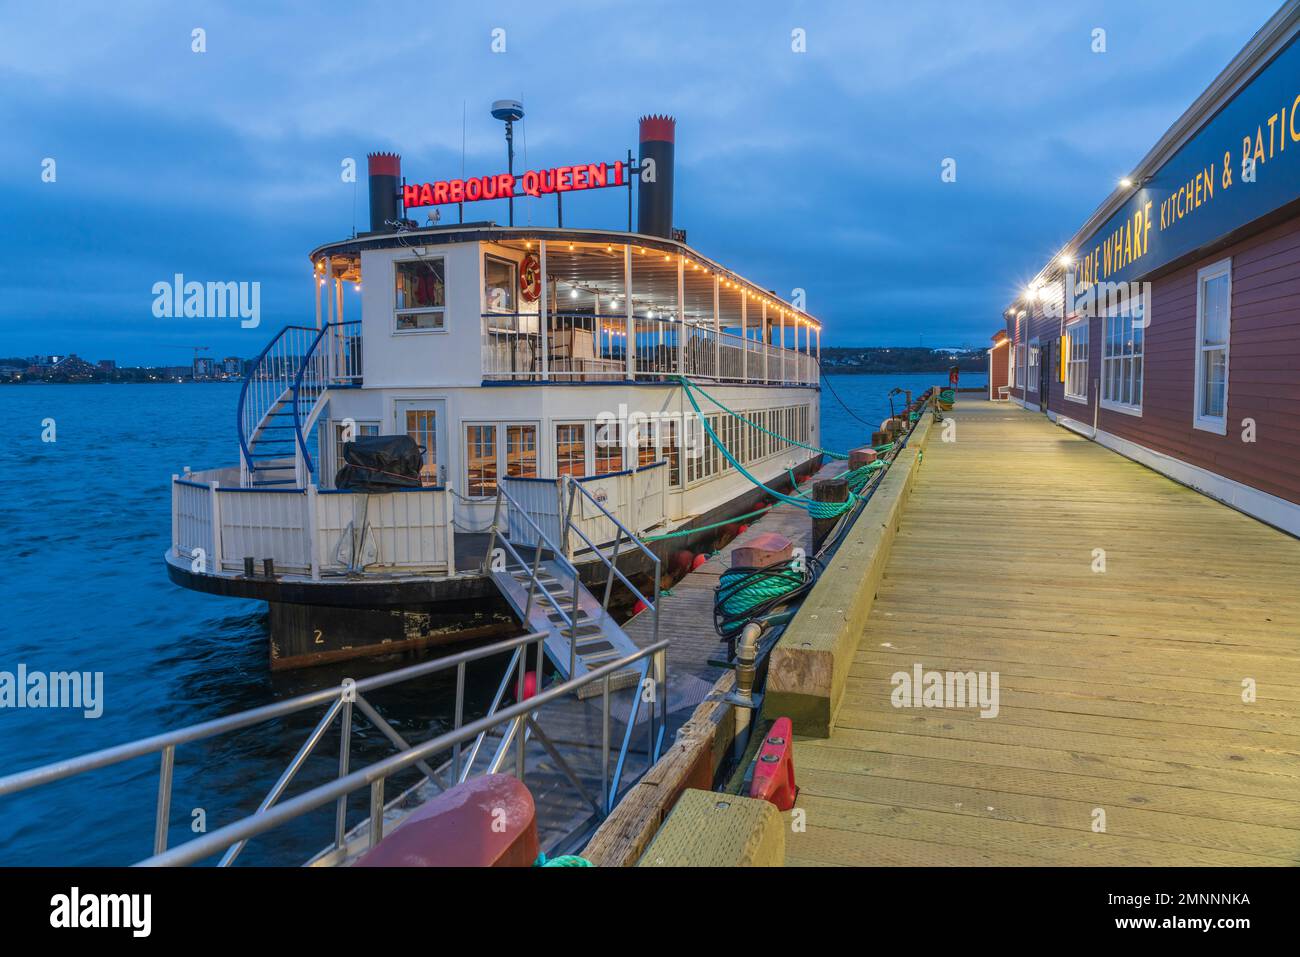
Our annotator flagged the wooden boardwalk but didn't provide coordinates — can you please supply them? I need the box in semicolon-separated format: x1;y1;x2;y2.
788;400;1300;866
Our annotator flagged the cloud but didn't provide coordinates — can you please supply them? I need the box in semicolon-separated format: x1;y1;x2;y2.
0;0;1284;357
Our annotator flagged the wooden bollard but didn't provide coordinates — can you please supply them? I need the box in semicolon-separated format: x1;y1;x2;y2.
849;447;878;469
811;477;849;553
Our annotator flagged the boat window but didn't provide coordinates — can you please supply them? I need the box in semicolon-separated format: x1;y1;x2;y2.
662;418;680;487
465;424;497;496
485;255;517;313
637;420;657;467
395;258;446;332
556;423;587;477
405;410;440;485
506;424;538;479
594;420;623;474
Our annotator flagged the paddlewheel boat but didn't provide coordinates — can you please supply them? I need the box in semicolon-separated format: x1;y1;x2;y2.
166;115;823;671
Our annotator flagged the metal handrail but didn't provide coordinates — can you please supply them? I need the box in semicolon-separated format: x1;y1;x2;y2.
564;493;657;615
0;631;553;861
135;638;670;867
290;323;330;478
235;324;315;476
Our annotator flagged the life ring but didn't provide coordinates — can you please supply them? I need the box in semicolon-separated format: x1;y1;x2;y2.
520;253;541;303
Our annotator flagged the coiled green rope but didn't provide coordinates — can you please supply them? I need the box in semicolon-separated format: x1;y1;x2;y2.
534;853;593;867
714;558;817;641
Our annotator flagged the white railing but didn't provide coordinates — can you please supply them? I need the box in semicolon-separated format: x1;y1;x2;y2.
482;313;817;386
171;475;455;578
498;461;668;553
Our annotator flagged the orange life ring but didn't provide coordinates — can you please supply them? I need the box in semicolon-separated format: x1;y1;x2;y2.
520;253;541;303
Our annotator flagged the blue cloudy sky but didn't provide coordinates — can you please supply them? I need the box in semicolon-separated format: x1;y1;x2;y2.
0;0;1286;361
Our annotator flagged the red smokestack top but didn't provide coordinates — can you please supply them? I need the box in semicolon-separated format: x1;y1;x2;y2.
367;151;401;177
638;114;675;144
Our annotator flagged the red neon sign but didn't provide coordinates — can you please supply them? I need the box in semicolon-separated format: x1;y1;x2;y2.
403;160;626;208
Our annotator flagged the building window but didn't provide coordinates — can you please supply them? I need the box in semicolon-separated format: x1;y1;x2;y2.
1064;320;1089;402
395;258;446;332
594;421;623;474
1101;306;1144;414
505;424;538;479
465;424;497;497
556;423;587;477
1027;344;1039;392
1015;344;1025;387
1194;259;1231;434
484;255;517;313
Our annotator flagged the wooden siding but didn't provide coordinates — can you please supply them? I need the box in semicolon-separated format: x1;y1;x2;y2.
1027;214;1300;507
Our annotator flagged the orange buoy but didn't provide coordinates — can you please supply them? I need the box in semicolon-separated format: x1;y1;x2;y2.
691;553;708;570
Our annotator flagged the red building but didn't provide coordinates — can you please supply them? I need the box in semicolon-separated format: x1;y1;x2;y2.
986;330;1011;400
1003;2;1300;537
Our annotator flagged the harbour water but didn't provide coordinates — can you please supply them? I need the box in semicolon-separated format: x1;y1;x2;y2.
0;371;982;865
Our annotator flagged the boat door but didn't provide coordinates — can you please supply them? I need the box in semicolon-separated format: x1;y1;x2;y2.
394;399;447;486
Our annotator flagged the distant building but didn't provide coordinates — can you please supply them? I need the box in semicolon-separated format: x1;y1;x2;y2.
48;355;98;381
222;356;243;377
97;359;116;371
193;357;217;379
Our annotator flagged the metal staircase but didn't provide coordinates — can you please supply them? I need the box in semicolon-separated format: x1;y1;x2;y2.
237;322;361;487
483;476;660;694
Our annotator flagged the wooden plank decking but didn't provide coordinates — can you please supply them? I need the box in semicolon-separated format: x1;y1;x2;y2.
788;399;1300;866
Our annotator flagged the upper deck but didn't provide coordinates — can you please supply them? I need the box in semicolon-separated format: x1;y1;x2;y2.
307;225;820;389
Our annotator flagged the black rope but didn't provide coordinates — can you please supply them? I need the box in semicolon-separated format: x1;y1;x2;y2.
813;355;878;429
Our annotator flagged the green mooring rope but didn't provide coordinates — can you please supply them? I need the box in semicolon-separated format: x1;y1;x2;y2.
681;377;849;461
678;377;857;519
714;558;817;641
535;853;593;867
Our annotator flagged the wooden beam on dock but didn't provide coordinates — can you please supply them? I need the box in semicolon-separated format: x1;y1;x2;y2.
764;403;936;736
635;788;785;867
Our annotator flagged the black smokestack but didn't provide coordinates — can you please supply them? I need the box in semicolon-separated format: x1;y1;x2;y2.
367;152;401;232
637;115;675;238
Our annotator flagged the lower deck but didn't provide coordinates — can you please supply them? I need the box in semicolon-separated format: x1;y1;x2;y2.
789;399;1300;866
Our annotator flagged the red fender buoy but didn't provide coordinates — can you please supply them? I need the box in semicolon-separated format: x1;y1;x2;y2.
691;553;708;570
737;523;750;535
522;671;538;699
670;549;694;575
750;716;798;811
632;599;648;616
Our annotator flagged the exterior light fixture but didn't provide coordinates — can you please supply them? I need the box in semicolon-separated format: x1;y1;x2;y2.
1119;177;1133;188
